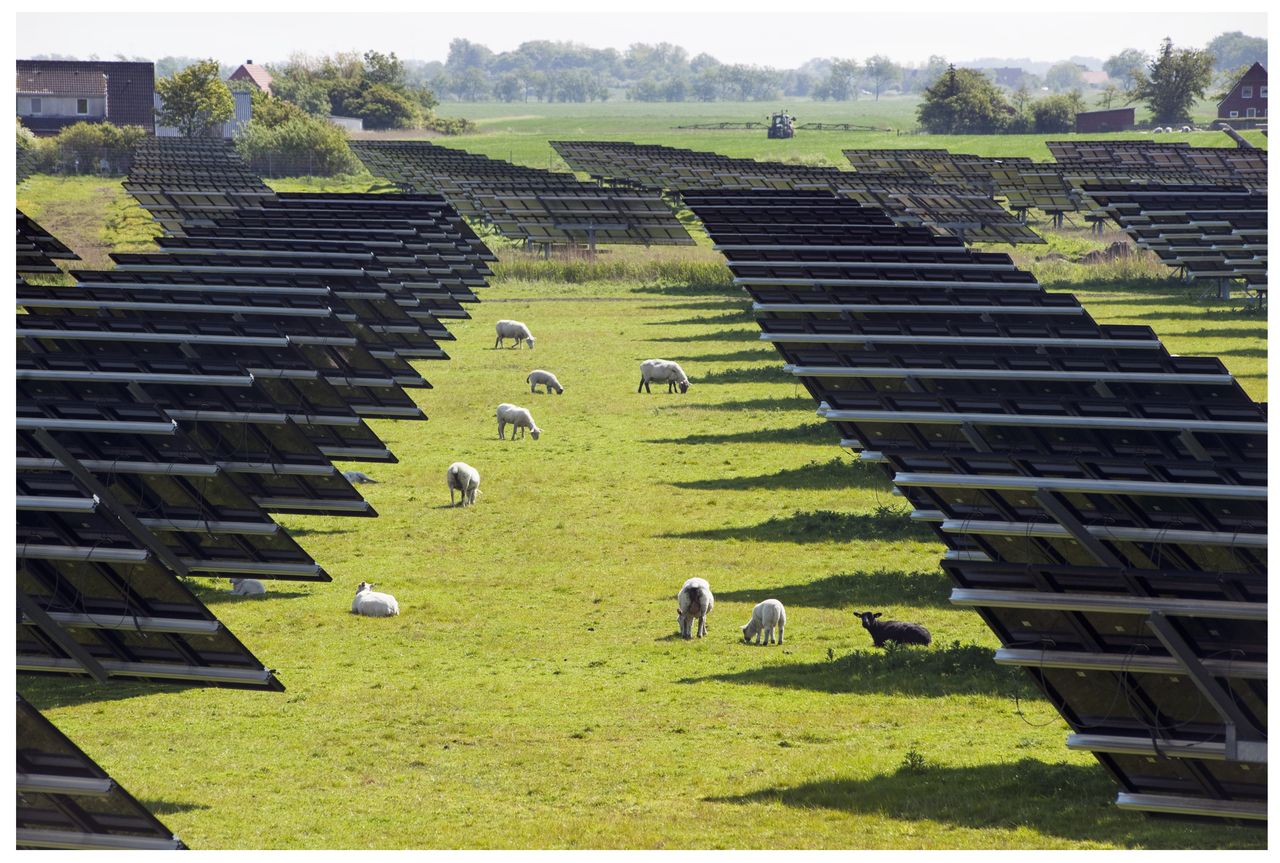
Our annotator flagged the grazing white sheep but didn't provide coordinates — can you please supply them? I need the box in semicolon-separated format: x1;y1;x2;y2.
676;577;714;639
1152;126;1166;134
494;319;535;350
638;359;691;394
351;581;399;617
496;403;541;440
527;369;564;395
229;578;266;596
343;470;378;484
1181;125;1193;133
446;461;481;506
741;599;786;645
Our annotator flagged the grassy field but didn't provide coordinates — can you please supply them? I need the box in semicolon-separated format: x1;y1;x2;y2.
15;172;1266;849
421;96;1266;171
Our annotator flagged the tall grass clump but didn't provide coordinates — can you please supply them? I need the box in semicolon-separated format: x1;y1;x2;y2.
492;247;733;288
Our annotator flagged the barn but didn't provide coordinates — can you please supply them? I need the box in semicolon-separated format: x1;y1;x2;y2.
1074;107;1135;133
1217;62;1267;123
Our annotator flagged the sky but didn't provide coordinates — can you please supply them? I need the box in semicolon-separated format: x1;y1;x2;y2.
14;8;1270;70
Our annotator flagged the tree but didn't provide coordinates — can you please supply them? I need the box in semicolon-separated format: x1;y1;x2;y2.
1010;83;1033;114
1097;83;1124;109
495;74;524;103
1044;61;1084;93
916;65;1014;134
863;55;901;100
815;58;860;101
1031;95;1076;133
446;38;493;72
155;59;234;137
1206;31;1267;72
362;50;405;87
271;76;332;116
352;83;420;129
1103;48;1149;89
1129;37;1214;125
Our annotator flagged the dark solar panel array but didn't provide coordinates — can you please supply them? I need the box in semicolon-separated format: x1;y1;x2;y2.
16;694;185;850
683;188;1267;823
350;140;694;248
551;140;1044;245
18;209;81;274
1082;184;1267;294
16;139;496;846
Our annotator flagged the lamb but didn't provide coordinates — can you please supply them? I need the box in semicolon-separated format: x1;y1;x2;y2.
1180;125;1193;133
638;359;691;394
351;581;399;617
343;470;378;484
741;599;786;645
494;319;535;350
496;403;541;440
446;461;481;506
527;369;564;395
228;578;266;596
676;577;714;639
854;611;931;648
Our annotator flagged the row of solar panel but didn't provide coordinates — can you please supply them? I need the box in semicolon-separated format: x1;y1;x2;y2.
16;137;496;849
349;140;694;247
550;140;1046;245
682;188;1266;823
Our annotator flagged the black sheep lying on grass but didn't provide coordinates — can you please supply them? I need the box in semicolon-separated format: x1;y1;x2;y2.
854;611;932;648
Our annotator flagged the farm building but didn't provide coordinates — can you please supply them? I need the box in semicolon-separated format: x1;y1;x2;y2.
16;59;155;135
1217;62;1267;122
227;60;273;96
1074;107;1135;133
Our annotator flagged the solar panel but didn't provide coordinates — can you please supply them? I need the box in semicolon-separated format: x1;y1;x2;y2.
17;695;187;849
683;187;1268;821
351;141;693;248
18;210;81;273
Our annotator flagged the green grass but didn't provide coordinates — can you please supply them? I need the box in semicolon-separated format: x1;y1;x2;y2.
16;172;1266;849
420;97;1266;171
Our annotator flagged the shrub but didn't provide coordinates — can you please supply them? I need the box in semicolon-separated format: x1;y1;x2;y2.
235;114;359;177
426;115;477;136
41;121;146;174
1031;95;1077;133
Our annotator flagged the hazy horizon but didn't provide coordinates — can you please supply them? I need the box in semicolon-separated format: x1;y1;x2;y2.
16;11;1268;71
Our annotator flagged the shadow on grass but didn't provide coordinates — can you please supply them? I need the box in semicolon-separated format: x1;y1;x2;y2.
714;569;951;609
643;328;756;343
640;300;749;312
696;366;792;385
284;527;354;537
666;508;933;544
630;283;737;298
1185;327;1268;340
671;457;889;492
666;396;815;413
648;421;837;446
682;641;1021;697
1214;348;1267;358
681;349;779;364
703;760;1197;845
142;799;212;816
647;310;756;327
19;677;195;710
192;588;316;605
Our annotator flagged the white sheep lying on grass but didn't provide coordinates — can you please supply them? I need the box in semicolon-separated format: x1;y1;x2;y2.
352;582;399;617
639;359;691;394
527;369;564;394
742;599;786;645
497;403;542;440
343;470;378;484
229;578;266;596
447;461;481;506
677;577;714;639
495;319;535;350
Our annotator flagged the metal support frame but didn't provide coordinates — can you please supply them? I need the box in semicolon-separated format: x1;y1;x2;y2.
16;591;111;684
1033;490;1126;569
1146;612;1266;763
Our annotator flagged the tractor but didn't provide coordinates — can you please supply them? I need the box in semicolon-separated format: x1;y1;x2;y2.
767;111;796;139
